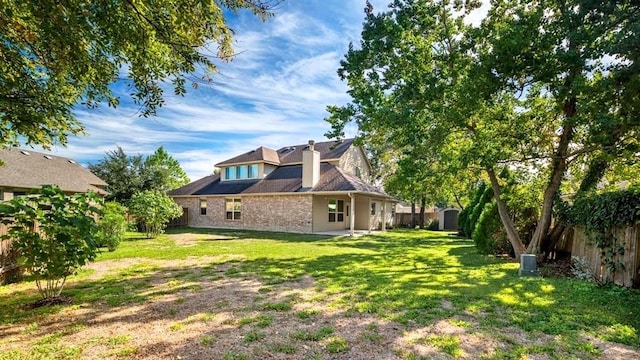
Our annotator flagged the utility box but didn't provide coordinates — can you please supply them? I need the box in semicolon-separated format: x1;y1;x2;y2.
519;254;540;277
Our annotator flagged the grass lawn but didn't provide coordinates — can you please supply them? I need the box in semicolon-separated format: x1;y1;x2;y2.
1;228;639;359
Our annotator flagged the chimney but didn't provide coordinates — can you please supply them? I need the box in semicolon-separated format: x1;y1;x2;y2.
302;140;320;188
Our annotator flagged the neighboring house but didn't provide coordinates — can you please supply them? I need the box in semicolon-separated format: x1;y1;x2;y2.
0;148;108;200
169;139;395;234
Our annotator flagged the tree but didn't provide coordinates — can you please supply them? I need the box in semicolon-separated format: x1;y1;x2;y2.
89;146;189;203
0;185;101;301
327;0;640;259
128;190;182;238
96;202;128;252
0;0;280;148
143;146;190;192
89;147;145;203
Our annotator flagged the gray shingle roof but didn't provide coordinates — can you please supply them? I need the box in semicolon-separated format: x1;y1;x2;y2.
216;146;281;166
214;138;354;167
0;148;108;194
169;163;391;198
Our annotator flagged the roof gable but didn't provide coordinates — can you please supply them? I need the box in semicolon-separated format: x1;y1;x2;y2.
0;148;108;194
216;146;280;166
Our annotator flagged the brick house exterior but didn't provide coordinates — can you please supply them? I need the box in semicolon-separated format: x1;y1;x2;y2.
169;139;395;234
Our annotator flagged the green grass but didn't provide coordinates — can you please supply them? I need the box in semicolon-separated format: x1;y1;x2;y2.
292;326;334;341
2;228;640;359
325;336;349;353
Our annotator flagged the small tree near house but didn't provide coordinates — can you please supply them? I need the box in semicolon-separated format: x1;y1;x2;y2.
129;190;182;238
0;185;101;302
95;202;127;251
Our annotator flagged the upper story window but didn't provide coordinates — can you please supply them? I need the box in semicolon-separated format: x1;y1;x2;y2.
224;164;259;180
355;166;361;178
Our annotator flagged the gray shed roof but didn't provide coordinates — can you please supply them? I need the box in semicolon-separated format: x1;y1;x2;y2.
168;163;391;198
215;139;355;167
0;148;108;195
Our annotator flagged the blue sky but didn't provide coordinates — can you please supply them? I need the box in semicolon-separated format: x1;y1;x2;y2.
35;0;488;181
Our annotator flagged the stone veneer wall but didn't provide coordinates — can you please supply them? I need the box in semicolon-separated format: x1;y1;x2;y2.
172;194;313;233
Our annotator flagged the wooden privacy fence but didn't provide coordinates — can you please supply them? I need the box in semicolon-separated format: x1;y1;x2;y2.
570;225;640;287
395;212;438;228
0;223;21;283
167;207;188;228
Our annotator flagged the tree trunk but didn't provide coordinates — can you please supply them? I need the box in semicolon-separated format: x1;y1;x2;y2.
486;167;527;259
528;100;576;254
419;196;426;229
542;223;567;259
410;201;416;228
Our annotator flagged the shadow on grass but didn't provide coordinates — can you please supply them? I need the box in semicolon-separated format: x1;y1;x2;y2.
1;228;639;358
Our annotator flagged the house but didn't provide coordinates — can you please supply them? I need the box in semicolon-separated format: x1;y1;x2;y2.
0;148;108;199
0;148;108;283
169;139;395;234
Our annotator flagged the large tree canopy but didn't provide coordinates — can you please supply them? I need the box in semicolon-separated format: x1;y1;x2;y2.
0;0;279;148
88;146;190;203
327;0;640;258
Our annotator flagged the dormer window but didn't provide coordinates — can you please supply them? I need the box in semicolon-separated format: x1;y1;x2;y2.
224;164;259;180
225;166;237;180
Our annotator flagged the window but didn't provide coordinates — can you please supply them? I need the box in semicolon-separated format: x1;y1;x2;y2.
248;164;259;178
237;165;247;179
355;166;361;178
226;198;242;220
224;164;260;180
328;199;344;222
225;166;236;180
200;198;207;215
371;202;376;215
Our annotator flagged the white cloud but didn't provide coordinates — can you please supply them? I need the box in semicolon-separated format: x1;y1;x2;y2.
26;0;380;181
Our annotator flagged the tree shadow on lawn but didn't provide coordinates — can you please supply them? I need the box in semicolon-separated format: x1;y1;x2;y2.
166;226;335;242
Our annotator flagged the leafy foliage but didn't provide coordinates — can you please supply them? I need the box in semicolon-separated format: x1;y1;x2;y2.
564;189;640;272
96;202;127;251
0;0;279;148
327;0;640;257
472;202;510;256
0;185;101;299
89;146;189;203
128;190;182;238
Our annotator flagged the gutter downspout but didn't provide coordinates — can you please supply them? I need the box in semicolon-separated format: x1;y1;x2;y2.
348;192;355;237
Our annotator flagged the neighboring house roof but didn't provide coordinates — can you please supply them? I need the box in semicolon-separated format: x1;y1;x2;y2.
215;138;355;167
169;163;392;198
0;148;108;195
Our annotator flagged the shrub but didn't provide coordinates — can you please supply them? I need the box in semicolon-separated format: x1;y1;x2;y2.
426;219;439;231
128;190;182;238
0;185;101;299
96;202;127;251
570;256;595;282
472;202;510;255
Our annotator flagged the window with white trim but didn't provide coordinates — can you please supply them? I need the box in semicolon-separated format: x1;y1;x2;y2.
225;198;242;220
328;199;344;222
224;164;259;180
